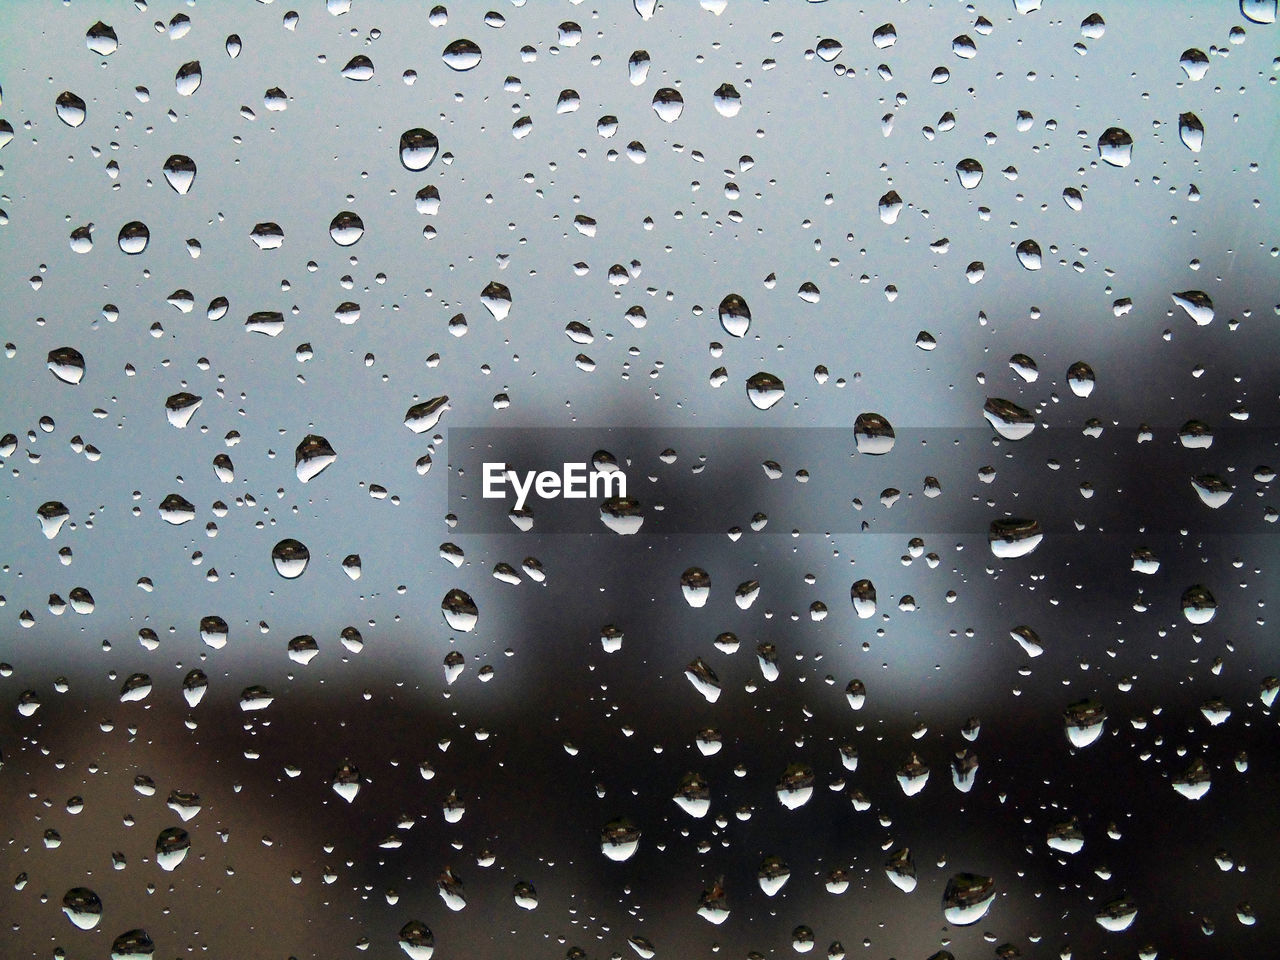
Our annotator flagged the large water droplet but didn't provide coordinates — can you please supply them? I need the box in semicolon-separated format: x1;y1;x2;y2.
111;929;155;960
989;518;1042;558
1016;238;1042;270
62;887;102;929
272;539;310;579
1182;584;1216;623
746;371;785;410
680;567;711;607
158;494;196;525
175;61;202;96
398;921;434;960
854;413;895;454
1240;0;1277;24
1178;112;1204;152
47;346;85;384
249;222;284;250
628;50;651;85
441;589;478;632
984;397;1036;439
329;211;364;246
601;817;641;862
956;158;983;188
295;434;337;482
885;848;916;892
442;39;482;71
162;155;196;194
1095;896;1138;932
37;501;70;539
1063;699;1106;748
685;658;721;703
332;760;360;802
713;83;741;117
718;294;750;337
118;221;149;255
652;87;684;122
56;91;87;127
1171;289;1214;325
341;54;374;80
165;392;202;428
404;395;449;433
156;827;190;871
399;128;439;171
1179;48;1210;80
1097;127;1132;167
878;190;903;224
942;873;995;925
86;22;118;56
480;281;511;320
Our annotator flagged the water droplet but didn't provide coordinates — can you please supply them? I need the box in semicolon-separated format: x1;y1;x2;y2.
628;50;650;85
1063;698;1106;748
398;921;434;960
56;91;87;127
697;876;730;924
158;494;196;525
815;38;843;61
404;395;449;433
62;887;102;929
513;880;538;910
175;61;202;96
118;221;149;255
1097;127;1132;167
332;760;361;803
250;222;284;250
776;763;814;809
441;589;478;632
984;397;1036;440
1171;289;1214;325
1094;895;1138;932
713;83;741;117
942;873;995;925
1046;817;1085;854
746;371;785;410
878;190;903;224
271;539;310;579
86;22;118;56
47;346;85;385
437;868;466;911
1010;624;1043;657
1179;48;1210;80
1192;474;1233;509
956;158;983;188
989;518;1042;558
897;753;930;796
652;88;684;122
182;669;207;707
1178;112;1204;153
1016;238;1043;270
884;848;916;892
853;413;895;454
442;39;482;71
162;155;196;194
1080;13;1106;38
399;128;438;171
156;827;190;870
342;55;374;81
37;501;70;539
712;294;751;338
680;567;711;607
1182;584;1216;624
110;928;155;960
165;392;203;428
601;817;641;861
480;281;512;320
1240;0;1277;24
1066;361;1095;396
758;856;791;897
685;658;721;703
295;434;337;482
600;497;644;535
329;211;364;246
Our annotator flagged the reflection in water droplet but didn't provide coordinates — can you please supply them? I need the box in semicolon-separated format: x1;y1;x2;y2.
713;83;741;117
1063;699;1106;748
1172;290;1214;325
1178;111;1204;152
942;873;995;925
341;55;374;80
165;392;202;428
1097;127;1133;167
118;221;149;254
400;128;439;171
404;395;449;433
652;87;684;122
956;158;983;188
601;817;641;862
329;211;364;246
249;222;284;250
680;567;711;607
156;827;190;871
111;928;155;960
1179;48;1210;80
854;413;895;454
62;887;102;929
56;91;87;127
984;397;1036;439
481;281;512;320
162;155;196;194
878;190;903;224
1095;896;1138;932
271;539;310;579
1015;238;1042;270
398;921;434;960
746;371;785;410
885;848;916;892
718;294;750;337
295;434;337;483
685;658;721;703
86;21;118;56
442;39;482;71
989;518;1042;558
332;760;360;803
47;347;85;385
1182;584;1216;623
441;589;478;632
175;61;202;96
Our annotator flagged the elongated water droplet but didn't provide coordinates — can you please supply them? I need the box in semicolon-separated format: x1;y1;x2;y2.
175;61;201;96
718;294;750;337
885;848;916;892
332;760;360;802
56;91;87;127
685;657;721;703
1178;112;1204;152
442;39;482;71
441;589;478;632
165;392;202;428
404;395;449;433
201;615;231;650
628;50;650;85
